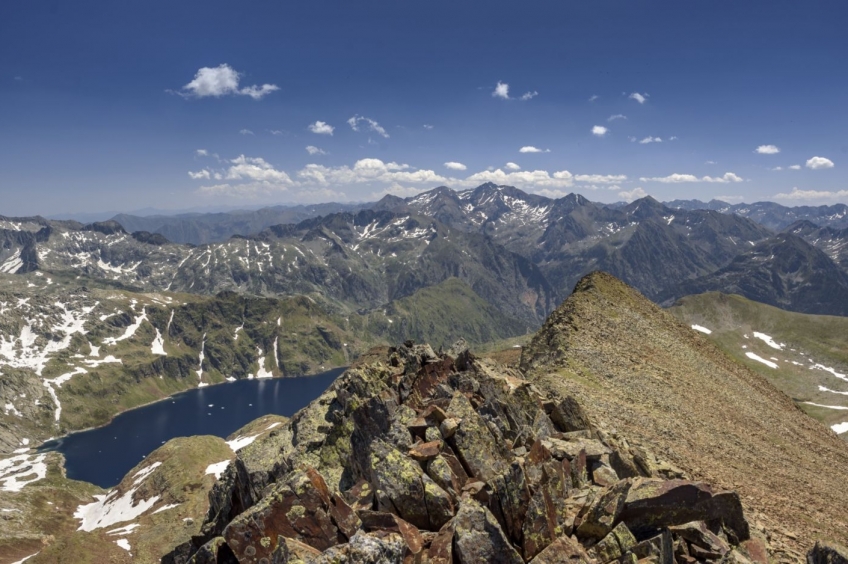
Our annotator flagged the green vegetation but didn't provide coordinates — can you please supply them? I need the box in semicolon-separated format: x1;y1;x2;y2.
669;291;848;433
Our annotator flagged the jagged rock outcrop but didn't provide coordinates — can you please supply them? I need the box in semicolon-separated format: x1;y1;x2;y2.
168;340;760;563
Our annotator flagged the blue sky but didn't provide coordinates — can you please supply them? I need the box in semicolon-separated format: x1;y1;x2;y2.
1;0;847;216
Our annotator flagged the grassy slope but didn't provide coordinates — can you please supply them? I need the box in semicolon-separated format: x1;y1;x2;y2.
668;292;848;433
521;272;848;551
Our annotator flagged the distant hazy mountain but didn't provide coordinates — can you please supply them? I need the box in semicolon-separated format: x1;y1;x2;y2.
658;232;848;316
3;183;848;321
112;202;368;245
665;199;848;230
784;220;848;272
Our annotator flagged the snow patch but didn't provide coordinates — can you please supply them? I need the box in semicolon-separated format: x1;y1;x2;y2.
745;352;778;369
226;434;261;452
0;454;47;492
75;489;161;532
107;523;140;535
205;460;231;479
691;324;712;335
831;422;848;434
152;503;180;515
752;332;784;350
151;328;166;355
803;402;848;410
115;538;132;552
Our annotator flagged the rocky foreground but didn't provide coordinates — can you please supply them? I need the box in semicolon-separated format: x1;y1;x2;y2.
165;338;770;564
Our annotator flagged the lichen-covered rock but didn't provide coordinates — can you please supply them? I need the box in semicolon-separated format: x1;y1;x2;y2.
592;522;637;563
576;479;631;540
172;340;761;564
369;439;454;530
453;498;523;564
222;468;346;562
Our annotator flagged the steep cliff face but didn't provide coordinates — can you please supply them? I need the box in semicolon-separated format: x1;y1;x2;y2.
521;271;848;558
161;339;766;564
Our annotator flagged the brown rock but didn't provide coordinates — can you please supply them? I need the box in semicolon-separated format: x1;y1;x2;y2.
668;521;729;558
409;440;442;461
530;535;594;563
619;479;749;542
543;437;612;461
592;462;620;487
223;469;343;563
427;520;455;564
447;393;511;482
439;418;459;439
269;536;322;563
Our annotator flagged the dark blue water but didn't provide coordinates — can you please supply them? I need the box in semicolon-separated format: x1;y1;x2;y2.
39;368;345;488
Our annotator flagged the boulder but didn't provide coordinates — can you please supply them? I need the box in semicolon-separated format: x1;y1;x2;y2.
453;498;523;564
548;395;593;432
576;479;631;540
619;479;749;541
369;439;454;530
447;392;511;482
807;541;848;564
669;521;730;558
222;469;345;562
630;529;673;564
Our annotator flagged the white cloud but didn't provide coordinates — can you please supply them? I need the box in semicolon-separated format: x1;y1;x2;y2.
789;164;801;170
771;166;783;171
492;81;510;99
308;121;334;135
755;145;780;154
239;129;254;136
196;149;209;157
519;146;550;153
268;129;287;136
774;187;848;201
504;162;520;170
806;156;835;170
297;159;443;187
444;162;467;171
629;92;648;104
639;136;662;144
520;91;539;101
348;115;389;138
188;170;211;180
619;187;648;202
588;95;599;102
715;195;745;203
640;172;744;183
423;124;434;130
177;64;279;100
669;136;678;141
575;174;627;184
592;126;608;137
705;160;717;165
608;114;627;122
460;169;574;189
306;145;327;155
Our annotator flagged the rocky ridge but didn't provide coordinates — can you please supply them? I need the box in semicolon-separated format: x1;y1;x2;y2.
165;338;768;564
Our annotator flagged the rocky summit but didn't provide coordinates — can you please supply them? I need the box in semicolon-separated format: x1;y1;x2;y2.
163;337;766;564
